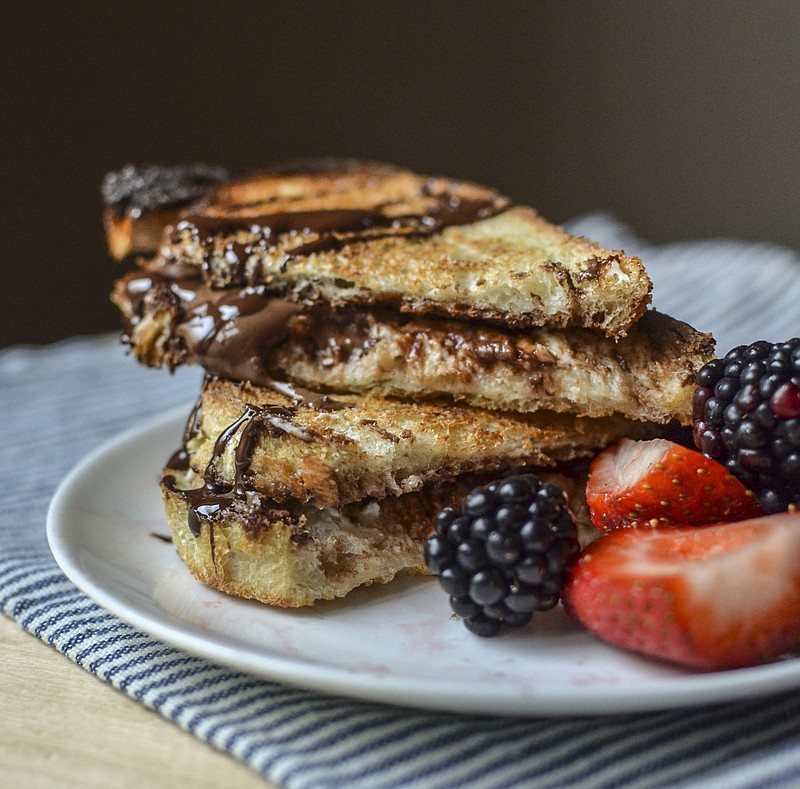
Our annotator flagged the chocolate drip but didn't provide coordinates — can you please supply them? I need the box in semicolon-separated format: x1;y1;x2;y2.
165;448;191;472
210;405;259;486
183;393;204;444
165;391;205;471
120;267;349;409
174;191;510;284
165;401;314;537
177;207;391;244
165;404;258;536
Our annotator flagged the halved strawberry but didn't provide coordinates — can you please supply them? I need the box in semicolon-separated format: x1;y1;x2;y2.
562;513;800;670
586;438;762;533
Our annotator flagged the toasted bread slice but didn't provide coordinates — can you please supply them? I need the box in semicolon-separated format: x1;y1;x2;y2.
272;310;712;426
162;464;593;607
112;267;712;424
124;160;650;336
181;377;657;509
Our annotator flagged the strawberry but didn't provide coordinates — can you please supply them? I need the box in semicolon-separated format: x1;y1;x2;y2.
586;438;762;533
562;513;800;670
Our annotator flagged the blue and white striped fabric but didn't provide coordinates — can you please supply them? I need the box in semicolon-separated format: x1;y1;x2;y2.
3;217;800;788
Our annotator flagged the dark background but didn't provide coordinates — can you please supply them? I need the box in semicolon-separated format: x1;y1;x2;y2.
3;2;800;348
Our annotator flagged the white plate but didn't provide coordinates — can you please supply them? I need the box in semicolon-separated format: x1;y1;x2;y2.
47;407;800;717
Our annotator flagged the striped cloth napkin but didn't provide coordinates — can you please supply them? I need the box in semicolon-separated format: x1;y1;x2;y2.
3;216;800;789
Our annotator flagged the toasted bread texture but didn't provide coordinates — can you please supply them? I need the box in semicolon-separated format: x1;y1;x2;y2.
112;266;712;424
162;464;593;607
126;160;651;336
184;377;657;509
272;310;712;426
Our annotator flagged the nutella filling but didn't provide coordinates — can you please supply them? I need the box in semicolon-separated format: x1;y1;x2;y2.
121;268;348;410
118;262;563;396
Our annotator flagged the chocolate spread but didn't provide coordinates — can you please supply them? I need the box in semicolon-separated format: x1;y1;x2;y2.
164;395;317;537
120;267;349;410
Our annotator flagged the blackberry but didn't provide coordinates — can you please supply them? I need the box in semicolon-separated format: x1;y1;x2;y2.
424;474;579;636
693;338;800;513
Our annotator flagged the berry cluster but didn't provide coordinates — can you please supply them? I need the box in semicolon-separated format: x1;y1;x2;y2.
572;437;800;671
424;474;579;637
693;338;800;512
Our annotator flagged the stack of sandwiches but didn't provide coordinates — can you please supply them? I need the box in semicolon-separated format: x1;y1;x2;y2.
102;159;714;607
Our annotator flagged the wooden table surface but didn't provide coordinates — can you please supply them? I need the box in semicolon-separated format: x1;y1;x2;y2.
0;615;274;788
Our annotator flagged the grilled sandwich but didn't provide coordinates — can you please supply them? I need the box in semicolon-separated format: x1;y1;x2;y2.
105;159;652;338
101;159;713;608
112;267;712;424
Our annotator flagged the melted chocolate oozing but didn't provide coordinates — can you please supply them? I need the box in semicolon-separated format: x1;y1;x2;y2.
165;393;204;471
123;267;348;410
165;397;317;537
165;404;259;536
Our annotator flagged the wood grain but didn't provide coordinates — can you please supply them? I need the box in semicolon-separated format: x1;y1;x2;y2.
0;615;272;788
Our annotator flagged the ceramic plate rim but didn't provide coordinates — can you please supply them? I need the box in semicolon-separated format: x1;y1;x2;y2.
47;406;800;717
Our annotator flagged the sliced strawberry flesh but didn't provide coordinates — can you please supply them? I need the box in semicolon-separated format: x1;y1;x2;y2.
586;438;762;532
594;438;672;494
563;513;800;670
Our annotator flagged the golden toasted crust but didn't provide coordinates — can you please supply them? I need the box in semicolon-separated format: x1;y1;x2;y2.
162;465;594;607
141;163;651;337
187;377;658;508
